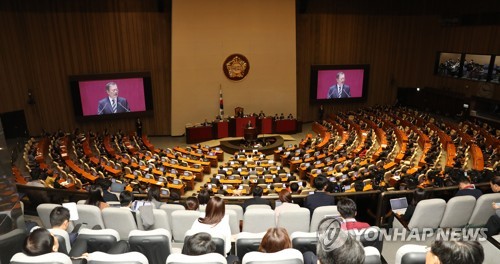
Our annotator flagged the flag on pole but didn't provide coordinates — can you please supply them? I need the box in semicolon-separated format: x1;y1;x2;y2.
219;86;224;117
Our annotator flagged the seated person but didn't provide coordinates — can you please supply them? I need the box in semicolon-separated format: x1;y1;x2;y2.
119;190;134;210
274;190;300;224
485;176;500;237
181;232;216;255
426;240;484;264
303;217;365;264
85;185;110;210
23;228;61;256
185;196;200;211
242;186;272;212
304;176;335;216
399;188;427;223
337;198;370;230
455;177;482;200
49;206;78;245
258;227;292;253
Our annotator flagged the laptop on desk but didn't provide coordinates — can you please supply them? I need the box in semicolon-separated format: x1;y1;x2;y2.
390;197;409;215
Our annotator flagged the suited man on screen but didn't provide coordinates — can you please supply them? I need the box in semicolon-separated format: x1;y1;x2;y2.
327;72;351;98
97;82;130;115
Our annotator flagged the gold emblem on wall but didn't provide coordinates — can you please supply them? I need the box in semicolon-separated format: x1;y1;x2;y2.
223;54;250;81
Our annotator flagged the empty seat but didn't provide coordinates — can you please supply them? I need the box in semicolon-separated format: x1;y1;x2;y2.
10;252;72;264
87;252;148;264
468;193;500;227
246;204;272;211
242;248;303;264
243;208;275;233
135;208;170;233
49;229;71;255
226;204;244;223
348;226;384;253
364;246;382;264
166;253;227;264
171;210;200;242
394;199;446;232
102;207;137;241
129;229;172;264
439;196;476;228
73;228;120;254
235;232;265;260
74;204;105;230
226;210;240;235
395;244;427;264
1;229;26;264
310;206;339;232
277;208;310;234
160;203;186;233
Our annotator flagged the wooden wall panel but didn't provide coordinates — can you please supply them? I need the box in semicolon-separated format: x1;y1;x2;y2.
0;0;171;135
297;0;500;122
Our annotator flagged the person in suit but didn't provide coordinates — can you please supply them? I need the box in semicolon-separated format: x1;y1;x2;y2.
242;186;272;212
304;176;335;216
97;82;130;114
337;198;370;230
327;72;351;99
455;177;482;199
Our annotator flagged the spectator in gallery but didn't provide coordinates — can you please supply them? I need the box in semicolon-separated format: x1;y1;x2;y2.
455;177;482;200
426;240;484;264
336;198;370;230
85;185;110;210
258;227;292;253
304;176;335;216
242;186;272;212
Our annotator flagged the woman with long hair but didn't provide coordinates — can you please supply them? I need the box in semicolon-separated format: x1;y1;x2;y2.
274;189;299;224
85;184;109;210
189;196;231;255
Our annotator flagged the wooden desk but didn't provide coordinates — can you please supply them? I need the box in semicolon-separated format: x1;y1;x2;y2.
162;162;203;181
213;121;229;139
65;160;98;182
274;119;298;134
258;117;273;134
229;117;257;137
186;125;214;144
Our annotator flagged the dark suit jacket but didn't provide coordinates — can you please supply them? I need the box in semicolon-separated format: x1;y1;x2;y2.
103;190;119;202
242;196;272;212
97;97;130;115
327;84;351;99
455;188;483;200
304;191;335;216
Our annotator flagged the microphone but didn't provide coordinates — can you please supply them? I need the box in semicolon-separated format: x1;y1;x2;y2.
117;101;130;112
343;89;351;98
97;103;108;115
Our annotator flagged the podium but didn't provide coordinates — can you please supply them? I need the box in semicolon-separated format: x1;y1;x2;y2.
244;127;258;141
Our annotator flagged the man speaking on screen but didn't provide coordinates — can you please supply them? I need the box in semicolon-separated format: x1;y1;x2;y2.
327;72;351;98
97;82;130;114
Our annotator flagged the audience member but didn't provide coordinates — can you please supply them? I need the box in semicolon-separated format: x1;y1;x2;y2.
304;176;335;216
181;232;216;255
242;186;272;212
97;178;119;202
455;177;482;199
426;240;484;264
185;196;200;211
190;197;232;255
49;207;78;245
146;185;163;209
119;190;134;209
23;228;60;256
337;198;370;230
258;227;292;253
85;185;109;210
274;189;300;224
485;176;500;237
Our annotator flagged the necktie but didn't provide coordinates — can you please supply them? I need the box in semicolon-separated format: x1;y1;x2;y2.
112;99;117;113
338;86;342;98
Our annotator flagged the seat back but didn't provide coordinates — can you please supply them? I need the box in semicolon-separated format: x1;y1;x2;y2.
468;193;500;227
171;210;200;242
87;252;148;264
75;204;105;229
0;229;26;264
166;253;227;264
226;204;244;222
408;199;446;231
136;209;170;233
246;204;272;211
243;208;275;233
439;196;476;228
160;204;186;233
310;206;339;232
348;226;384;253
76;229;120;253
10;252;72;264
364;246;382;264
277;208;310;234
102;208;137;240
36;204;60;228
290;231;317;254
49;229;71;255
226;210;240;235
395;244;427;264
235;232;265;260
242;248;303;264
129;229;172;264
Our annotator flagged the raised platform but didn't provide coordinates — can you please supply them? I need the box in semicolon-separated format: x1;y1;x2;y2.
219;135;284;155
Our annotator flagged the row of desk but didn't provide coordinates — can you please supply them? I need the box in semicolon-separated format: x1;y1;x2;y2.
186;118;300;144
